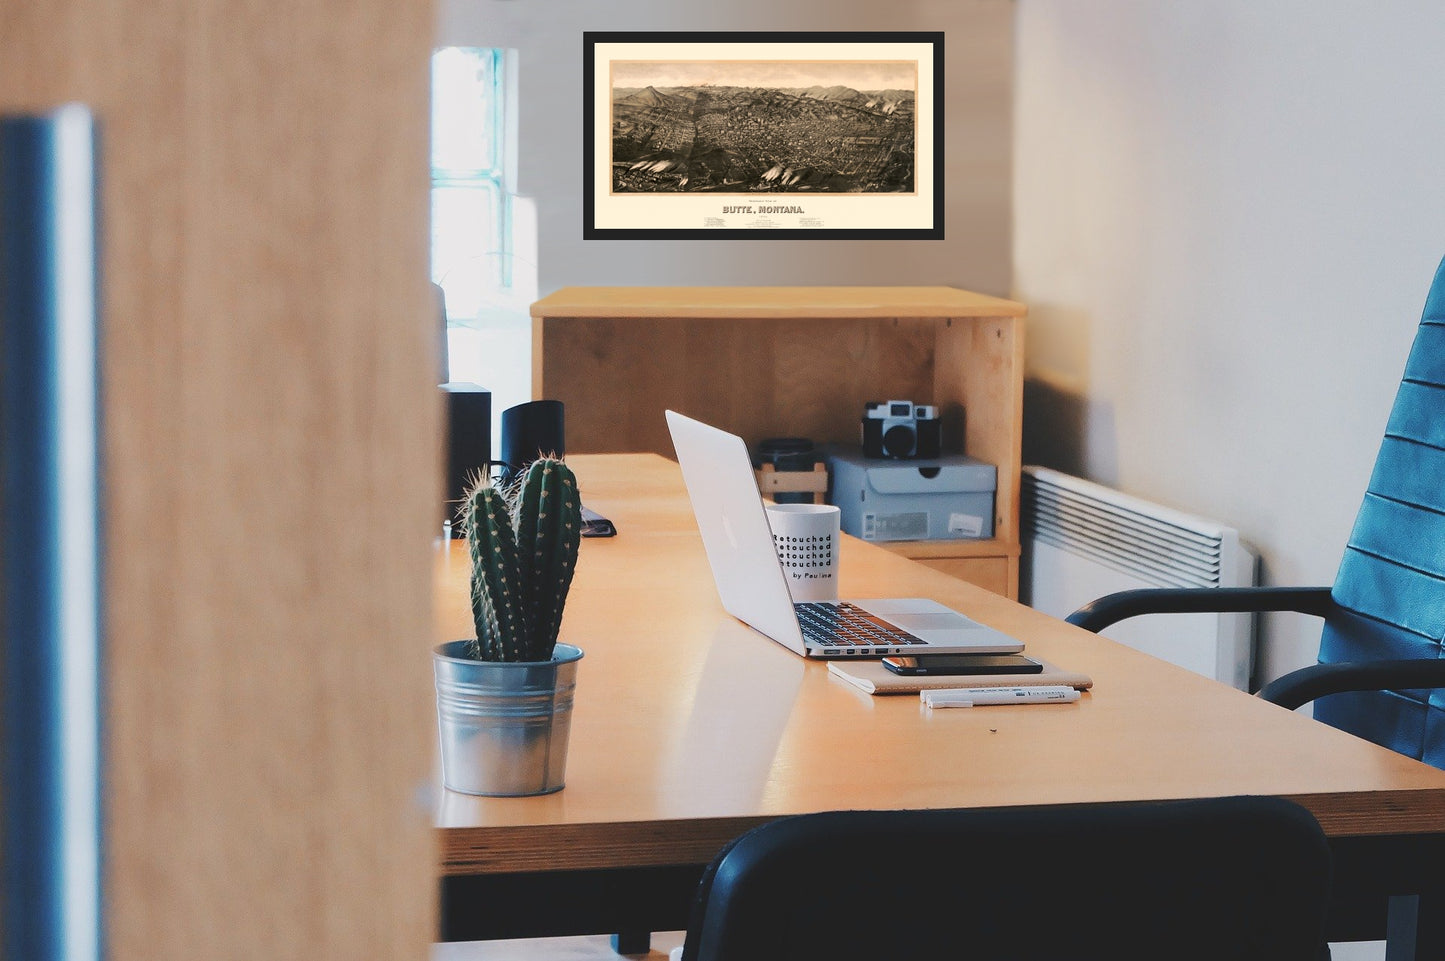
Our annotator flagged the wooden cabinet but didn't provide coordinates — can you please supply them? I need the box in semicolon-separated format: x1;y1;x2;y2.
531;286;1025;597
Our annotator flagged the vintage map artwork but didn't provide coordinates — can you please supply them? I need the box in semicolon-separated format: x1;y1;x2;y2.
584;33;943;239
609;60;918;196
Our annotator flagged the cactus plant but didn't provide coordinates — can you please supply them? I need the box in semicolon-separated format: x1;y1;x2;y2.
459;457;582;661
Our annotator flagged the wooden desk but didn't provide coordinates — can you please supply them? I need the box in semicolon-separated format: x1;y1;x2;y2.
435;454;1445;952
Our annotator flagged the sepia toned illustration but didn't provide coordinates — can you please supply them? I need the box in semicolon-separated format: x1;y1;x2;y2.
584;33;942;239
610;60;918;195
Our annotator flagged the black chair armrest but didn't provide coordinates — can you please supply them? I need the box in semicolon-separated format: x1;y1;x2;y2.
1257;659;1445;711
1065;586;1336;633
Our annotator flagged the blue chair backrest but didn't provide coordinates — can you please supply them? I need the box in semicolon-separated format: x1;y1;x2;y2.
1317;256;1445;769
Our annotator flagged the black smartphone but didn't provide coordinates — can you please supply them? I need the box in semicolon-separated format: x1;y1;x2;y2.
881;653;1044;676
580;506;617;537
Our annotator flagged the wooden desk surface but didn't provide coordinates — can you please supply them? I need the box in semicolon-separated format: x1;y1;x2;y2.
434;454;1445;876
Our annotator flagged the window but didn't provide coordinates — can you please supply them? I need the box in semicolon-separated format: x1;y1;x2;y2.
430;46;535;427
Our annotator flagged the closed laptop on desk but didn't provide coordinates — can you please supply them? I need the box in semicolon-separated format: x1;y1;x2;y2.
665;410;1023;658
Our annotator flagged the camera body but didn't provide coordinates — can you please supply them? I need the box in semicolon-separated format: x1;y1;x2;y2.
861;400;942;459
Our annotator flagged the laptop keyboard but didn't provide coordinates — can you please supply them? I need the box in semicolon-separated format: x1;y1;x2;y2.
794;602;927;653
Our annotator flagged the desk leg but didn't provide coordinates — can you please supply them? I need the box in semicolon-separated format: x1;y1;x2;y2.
611;931;651;955
1386;893;1445;961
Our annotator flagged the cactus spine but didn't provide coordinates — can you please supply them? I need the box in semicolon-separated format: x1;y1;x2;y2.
459;457;582;661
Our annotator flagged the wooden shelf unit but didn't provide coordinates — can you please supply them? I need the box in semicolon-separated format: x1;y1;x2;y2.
530;286;1026;597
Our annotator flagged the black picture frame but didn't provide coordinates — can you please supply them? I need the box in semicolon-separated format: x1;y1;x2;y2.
583;31;944;241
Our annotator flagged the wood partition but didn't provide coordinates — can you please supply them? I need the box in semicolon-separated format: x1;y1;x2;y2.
2;2;439;958
532;286;1026;597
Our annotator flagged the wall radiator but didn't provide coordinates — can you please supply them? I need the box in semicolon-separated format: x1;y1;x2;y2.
1021;466;1258;690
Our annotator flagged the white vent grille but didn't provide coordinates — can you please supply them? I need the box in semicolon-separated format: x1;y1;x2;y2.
1025;468;1236;589
1022;467;1257;689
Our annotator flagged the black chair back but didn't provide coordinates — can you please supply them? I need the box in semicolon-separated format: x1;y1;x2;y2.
682;797;1331;961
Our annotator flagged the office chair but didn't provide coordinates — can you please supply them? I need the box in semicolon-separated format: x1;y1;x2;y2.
678;797;1332;961
1066;255;1445;770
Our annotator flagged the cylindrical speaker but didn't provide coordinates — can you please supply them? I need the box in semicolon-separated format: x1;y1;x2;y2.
500;399;565;483
442;383;491;535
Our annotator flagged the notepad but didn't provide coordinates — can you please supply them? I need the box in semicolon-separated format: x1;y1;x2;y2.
827;658;1093;696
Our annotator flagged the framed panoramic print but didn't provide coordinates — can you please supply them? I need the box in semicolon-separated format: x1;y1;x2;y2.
583;31;944;240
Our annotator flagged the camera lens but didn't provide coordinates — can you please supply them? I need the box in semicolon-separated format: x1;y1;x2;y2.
882;423;916;458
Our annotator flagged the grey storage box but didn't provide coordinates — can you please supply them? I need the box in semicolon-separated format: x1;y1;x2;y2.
827;448;996;542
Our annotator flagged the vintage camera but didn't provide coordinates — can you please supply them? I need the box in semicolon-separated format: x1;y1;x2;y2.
861;400;942;459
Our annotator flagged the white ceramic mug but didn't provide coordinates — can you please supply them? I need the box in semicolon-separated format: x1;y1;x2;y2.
764;503;841;603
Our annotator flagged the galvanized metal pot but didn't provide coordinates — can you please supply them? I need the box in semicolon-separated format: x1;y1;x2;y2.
433;640;583;797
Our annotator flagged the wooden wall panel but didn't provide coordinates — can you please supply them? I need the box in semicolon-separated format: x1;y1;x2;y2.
935;315;1025;543
2;2;438;959
541;316;939;457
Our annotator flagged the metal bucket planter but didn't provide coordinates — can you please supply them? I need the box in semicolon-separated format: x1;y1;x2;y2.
433;640;584;797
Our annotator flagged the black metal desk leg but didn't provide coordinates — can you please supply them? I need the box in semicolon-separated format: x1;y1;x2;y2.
611;931;652;954
1386;893;1445;961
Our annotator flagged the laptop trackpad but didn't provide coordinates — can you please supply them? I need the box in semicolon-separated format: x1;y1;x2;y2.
860;598;980;630
885;611;980;634
885;610;1023;649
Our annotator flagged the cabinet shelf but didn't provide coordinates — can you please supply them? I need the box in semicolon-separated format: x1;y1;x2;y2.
530;286;1026;597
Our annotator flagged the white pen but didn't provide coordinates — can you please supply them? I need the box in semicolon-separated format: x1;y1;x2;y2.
921;685;1080;709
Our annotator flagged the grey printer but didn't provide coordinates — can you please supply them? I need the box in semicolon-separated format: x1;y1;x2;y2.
827;448;996;542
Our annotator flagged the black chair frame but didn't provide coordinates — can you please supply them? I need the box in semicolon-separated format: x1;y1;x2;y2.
1064;586;1445;709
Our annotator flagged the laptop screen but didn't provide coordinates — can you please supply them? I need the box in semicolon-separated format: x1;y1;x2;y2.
665;410;809;652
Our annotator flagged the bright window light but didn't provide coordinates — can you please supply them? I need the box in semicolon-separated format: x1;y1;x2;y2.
431;46;536;427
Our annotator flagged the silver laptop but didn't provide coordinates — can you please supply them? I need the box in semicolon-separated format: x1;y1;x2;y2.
665;410;1025;658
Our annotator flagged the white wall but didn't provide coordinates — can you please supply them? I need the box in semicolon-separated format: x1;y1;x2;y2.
1014;1;1445;685
437;0;1015;296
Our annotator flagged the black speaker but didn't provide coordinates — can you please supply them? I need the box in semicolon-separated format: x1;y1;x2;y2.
500;399;565;483
442;383;491;535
